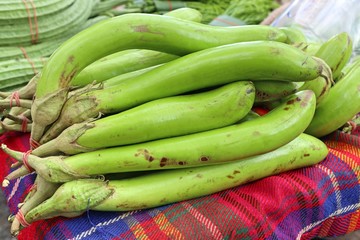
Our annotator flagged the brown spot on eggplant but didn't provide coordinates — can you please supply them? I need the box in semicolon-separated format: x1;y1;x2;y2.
60;68;78;88
160;157;168;167
289;157;297;164
227;175;235;179
283;107;290;111
199;156;209;162
233;170;240;175
286;99;295;105
135;149;154;162
272;166;284;174
178;161;186;166
68;55;75;63
304;153;310;157
287;96;301;105
244;176;255;183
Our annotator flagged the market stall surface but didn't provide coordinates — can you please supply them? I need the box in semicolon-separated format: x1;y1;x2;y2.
0;192;14;240
1;191;360;239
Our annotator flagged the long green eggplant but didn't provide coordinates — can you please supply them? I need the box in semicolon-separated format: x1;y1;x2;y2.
2;90;316;183
30;13;288;144
33;81;255;156
253;80;299;102
39;41;330;144
70;49;179;86
305;58;360;137
298;32;353;104
23;133;328;223
70;8;204;86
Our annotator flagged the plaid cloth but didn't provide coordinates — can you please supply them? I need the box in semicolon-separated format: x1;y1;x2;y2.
0;128;360;240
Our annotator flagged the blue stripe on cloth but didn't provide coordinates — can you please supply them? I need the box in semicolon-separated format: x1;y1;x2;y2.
57;211;134;240
267;151;360;239
47;205;172;240
322;153;360;209
4;173;36;214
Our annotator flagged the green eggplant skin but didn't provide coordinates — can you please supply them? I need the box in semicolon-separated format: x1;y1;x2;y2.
35;14;287;98
298;33;352;104
70;49;179;86
40;41;328;143
305;59;360;137
32;81;255;156
25;179;113;223
253;80;299;102
24;133;328;222
315;32;353;80
94;133;328;212
279;27;307;44
30;14;287;143
164;7;203;23
22;90;316;183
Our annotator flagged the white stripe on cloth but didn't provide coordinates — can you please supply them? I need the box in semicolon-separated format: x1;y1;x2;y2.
296;202;360;240
69;210;139;240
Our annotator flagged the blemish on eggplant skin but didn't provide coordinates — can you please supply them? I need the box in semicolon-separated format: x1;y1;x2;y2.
160;157;168;167
227;175;235;179
68;55;75;63
178;161;186;166
286;99;295;105
301;57;308;66
283;107;290;111
246;88;255;94
286;97;301;105
131;25;165;36
132;25;150;33
304;153;310;157
270;47;281;55
135;149;154;162
233;170;240;175
199;156;209;162
289;157;297;164
272;167;280;174
60;68;78;87
253;131;261;136
268;30;277;40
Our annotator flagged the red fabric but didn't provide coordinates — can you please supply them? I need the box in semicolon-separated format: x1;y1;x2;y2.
0;129;359;239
